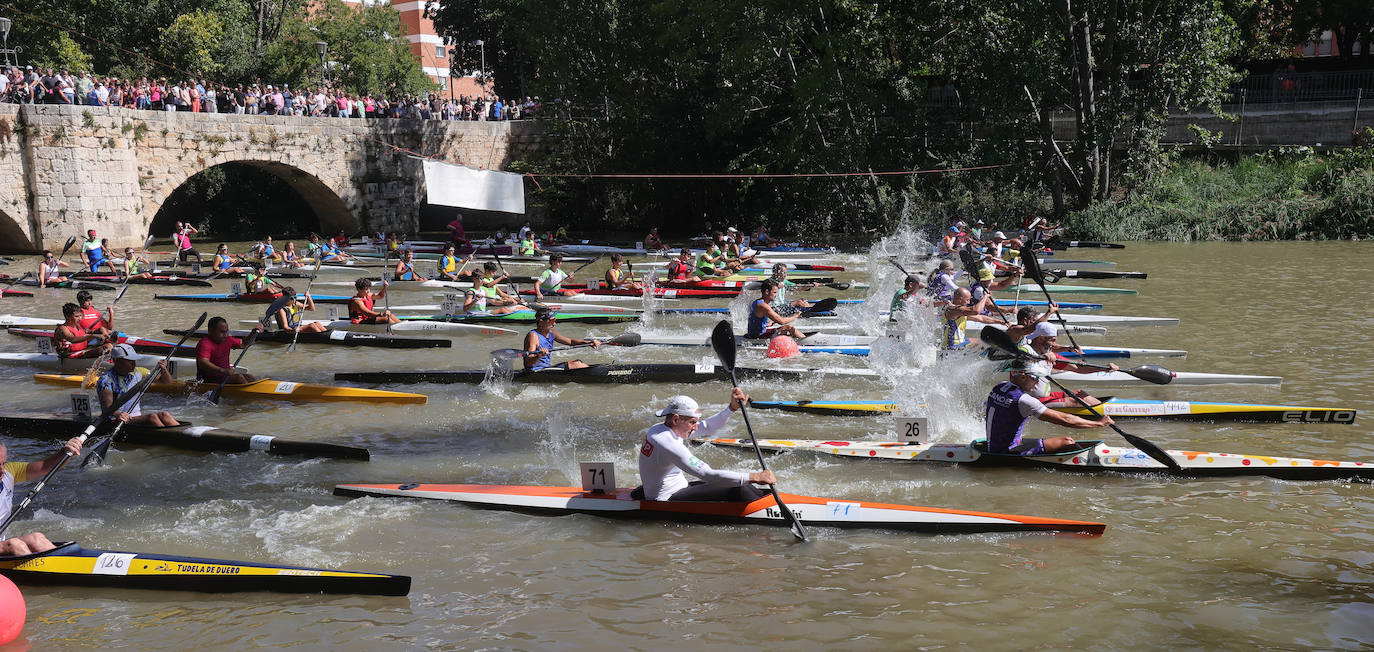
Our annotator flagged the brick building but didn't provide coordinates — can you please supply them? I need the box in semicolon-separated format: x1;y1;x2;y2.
340;0;487;99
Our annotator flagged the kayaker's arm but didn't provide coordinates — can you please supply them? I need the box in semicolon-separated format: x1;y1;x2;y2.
25;438;84;478
1037;410;1113;429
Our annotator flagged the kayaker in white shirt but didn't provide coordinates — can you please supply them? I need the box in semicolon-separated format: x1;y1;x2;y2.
636;390;775;502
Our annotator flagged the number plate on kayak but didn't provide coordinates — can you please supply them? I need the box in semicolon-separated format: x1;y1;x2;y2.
36;338;53;354
273;382;298;394
93;552;136;575
894;416;929;443
70;393;92;421
580;462;614;494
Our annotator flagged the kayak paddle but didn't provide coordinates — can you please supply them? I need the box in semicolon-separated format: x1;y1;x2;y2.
287;260;324;353
979;325;1181;471
207;330;259;405
799;297;839;316
2;271;33;296
710;319;808;542
491;331;641;359
1020;248;1086;352
960;244;1012;325
549;255;602;292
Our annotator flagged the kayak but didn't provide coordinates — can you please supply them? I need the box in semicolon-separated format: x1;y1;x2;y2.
0;414;369;460
0;315;60;327
998;284;1138;296
747;398;1356;423
332;483;1104;535
399;312;638;325
6;278;115;291
33;374;428;405
1047;240;1126;249
244;319;517;335
1052;370;1281;386
636;333;880;347
0;290;34;298
8;328;198;358
975;314;1179;328
520;288;739;299
70;274;214;287
0;541;409;595
1045;270;1146;280
163;328;452;349
0;353;200;378
707;438;1370;482
337;363;881;385
394;302;642;316
155;292;354;304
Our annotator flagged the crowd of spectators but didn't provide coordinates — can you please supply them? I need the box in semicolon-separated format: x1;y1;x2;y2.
0;65;542;120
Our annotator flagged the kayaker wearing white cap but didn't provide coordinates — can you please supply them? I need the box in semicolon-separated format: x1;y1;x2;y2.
1021;321;1117;407
636;389;776;502
984;360;1111;456
97;343;179;427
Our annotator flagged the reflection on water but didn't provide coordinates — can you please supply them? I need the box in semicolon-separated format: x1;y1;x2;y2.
0;240;1369;649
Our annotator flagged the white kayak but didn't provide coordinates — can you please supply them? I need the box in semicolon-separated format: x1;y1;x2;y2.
237;319;516;335
635;332;881;347
0;352;202;377
975;322;1107;335
0;315;62;328
391;302;640;316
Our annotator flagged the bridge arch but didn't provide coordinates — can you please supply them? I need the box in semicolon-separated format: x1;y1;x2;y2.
144;152;360;240
0;206;33;253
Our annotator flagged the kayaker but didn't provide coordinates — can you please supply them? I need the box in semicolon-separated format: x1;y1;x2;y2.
269;286;328;334
521;309;599;371
435;245;475;281
942;288;999;351
636;389;776;502
967;267;1017;323
517;231;542;256
97;343;179;427
280;241;304;268
533;253;572;300
925;260;959;304
394;249;428;282
243;264;283;294
0;436;84;555
769;263;816;316
447;213;470;248
213;244;249;275
693;242;740;278
121;247;154;279
476;262;523;308
746;280;807;340
1023;322;1116;407
890;275;926;321
37;250;71;288
81;229;115;274
516;221;533;243
52;302;110;360
195;316;259;384
665;248;701;283
75;290;113;338
1004;305;1058;344
604;253;641;290
348;278;399;325
461;275;522;316
938;226;961;256
255;236;282;263
174;221;201;263
984;361;1110;455
643;227;666;252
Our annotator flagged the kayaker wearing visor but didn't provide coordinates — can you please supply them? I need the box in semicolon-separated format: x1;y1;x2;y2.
0;436;84;555
635;389;776;502
521;309;600;371
1023;322;1117;407
984;360;1111;456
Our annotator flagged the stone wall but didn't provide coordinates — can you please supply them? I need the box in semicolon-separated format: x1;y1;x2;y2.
0;104;543;252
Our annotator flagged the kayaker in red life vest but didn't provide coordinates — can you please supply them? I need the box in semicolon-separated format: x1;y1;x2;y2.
348;278;399;325
665;248;701;283
0;437;84;555
643;227;666;252
52;302;110;360
984;361;1110;455
636;389;776;502
195;316;259;384
74;290;113;340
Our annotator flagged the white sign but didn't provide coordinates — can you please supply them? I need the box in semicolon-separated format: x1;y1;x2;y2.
327;307;339;320
36;338;54;354
70;393;92;421
92;552;137;576
192;263;202;275
894;416;930;443
440;300;460;315
230;282;243;296
579;462;615;493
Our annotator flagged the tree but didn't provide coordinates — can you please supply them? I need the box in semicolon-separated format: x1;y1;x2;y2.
161;10;227;78
269;0;434;96
33;32;93;71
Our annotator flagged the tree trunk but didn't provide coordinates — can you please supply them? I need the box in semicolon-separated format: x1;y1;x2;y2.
1066;0;1099;208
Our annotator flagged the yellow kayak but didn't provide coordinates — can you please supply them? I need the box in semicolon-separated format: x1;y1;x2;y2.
34;374;427;405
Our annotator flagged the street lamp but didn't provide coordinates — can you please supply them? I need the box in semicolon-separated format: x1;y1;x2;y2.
448;47;456;102
0;18;21;69
473;39;486;96
314;41;328;89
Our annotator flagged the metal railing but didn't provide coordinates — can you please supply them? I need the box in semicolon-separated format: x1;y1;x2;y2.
1225;69;1374;104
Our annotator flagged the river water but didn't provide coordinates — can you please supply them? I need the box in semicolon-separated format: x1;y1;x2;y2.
0;239;1369;649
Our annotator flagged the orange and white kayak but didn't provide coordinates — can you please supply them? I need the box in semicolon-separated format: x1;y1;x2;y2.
34;374;426;405
332;483;1105;535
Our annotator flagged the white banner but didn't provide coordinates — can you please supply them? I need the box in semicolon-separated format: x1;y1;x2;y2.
423;159;526;214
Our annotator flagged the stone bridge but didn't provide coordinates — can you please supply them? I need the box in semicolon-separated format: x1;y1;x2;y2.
0;104;543;252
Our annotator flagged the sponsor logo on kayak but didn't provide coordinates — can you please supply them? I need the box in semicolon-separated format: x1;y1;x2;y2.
276;569;324;576
176;563;242;574
1283;410;1356;424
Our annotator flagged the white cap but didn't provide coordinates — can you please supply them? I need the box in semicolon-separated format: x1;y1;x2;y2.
1030;322;1058;340
655;395;701;417
993;231;1007;240
110;343;138;360
726;226;738;233
741;248;757;258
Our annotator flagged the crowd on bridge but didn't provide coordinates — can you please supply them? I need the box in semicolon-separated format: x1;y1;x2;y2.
0;65;542;121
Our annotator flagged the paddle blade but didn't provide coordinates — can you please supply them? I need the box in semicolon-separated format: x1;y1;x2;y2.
62;236;78;253
958;245;981;278
1118;431;1182;471
978;325;1020;355
1020;248;1045;284
491;347;523;359
82;433;117;468
1128;364;1175;385
709;320;737;371
610;331;642;347
808;297;838;314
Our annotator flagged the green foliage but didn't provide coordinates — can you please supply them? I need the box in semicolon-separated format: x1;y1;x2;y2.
160;10;227;77
33;33;94;72
268;0;434;96
1067;146;1374;240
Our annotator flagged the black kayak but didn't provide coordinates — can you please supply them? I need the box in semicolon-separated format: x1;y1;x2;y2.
14;279;115;291
0;414;369;460
336;363;877;385
70;273;214;287
163;328;452;349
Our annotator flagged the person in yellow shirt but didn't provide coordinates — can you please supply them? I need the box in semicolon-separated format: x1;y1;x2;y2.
0;436;84;555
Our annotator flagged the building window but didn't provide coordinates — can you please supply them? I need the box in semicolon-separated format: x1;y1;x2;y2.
436;45;446;58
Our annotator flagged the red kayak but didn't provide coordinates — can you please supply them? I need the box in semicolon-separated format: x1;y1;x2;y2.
7;328;195;356
518;287;740;299
1;289;33;298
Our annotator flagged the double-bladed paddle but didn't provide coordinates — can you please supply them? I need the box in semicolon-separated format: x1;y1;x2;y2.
1019;246;1087;353
710;320;808;542
287;260;325;353
959;244;1012;325
207;330;260;405
979;325;1182;471
799;297;838;316
549;255;602;292
491;331;641;360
